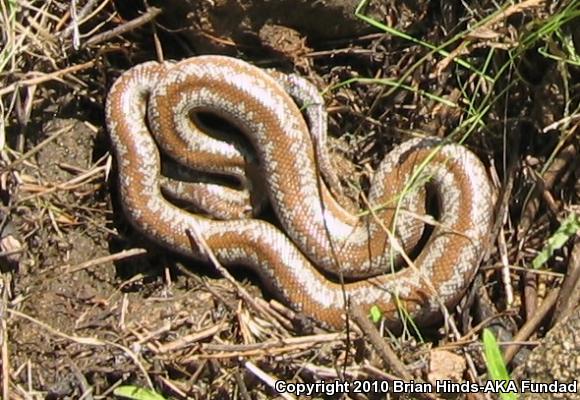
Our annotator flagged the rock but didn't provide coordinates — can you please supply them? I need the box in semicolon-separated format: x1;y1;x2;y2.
512;306;580;400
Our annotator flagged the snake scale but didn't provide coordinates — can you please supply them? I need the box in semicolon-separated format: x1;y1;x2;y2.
105;55;494;329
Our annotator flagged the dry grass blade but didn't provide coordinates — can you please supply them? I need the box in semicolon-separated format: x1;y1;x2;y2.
0;60;96;97
8;309;154;389
185;224;290;332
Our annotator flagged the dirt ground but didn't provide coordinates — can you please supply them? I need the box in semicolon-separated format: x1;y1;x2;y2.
1;0;579;399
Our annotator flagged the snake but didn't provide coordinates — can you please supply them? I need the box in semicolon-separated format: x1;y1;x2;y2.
155;64;344;220
105;55;494;329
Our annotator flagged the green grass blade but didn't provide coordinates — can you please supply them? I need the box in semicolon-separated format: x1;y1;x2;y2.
482;329;518;400
114;386;168;400
532;213;580;269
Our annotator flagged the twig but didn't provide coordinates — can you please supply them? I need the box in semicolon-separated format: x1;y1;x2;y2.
70;0;80;48
359;171;487;392
202;333;345;352
8;309;154;389
17;164;107;203
543;114;580;132
233;367;252;400
132;321;171;346
4;123;74;170
503;286;560;364
349;306;412;380
0;60;96;97
480;263;565;278
99;378;125;399
553;238;580;324
65;248;148;273
519;143;576;239
243;359;295;400
156;322;225;353
436;0;545;73
191;336;346;360
85;7;162;47
62;0;101;38
184;225;287;331
67;357;94;400
361;363;443;400
158;376;188;399
1;276;9;400
497;226;514;306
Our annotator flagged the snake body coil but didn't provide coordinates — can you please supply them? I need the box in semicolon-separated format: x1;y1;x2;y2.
106;55;493;329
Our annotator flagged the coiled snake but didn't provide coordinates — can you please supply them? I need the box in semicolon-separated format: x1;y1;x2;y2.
105;55;493;329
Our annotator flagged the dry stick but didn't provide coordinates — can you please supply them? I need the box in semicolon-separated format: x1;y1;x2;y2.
233;367;252;400
70;0;81;49
20;158;109;191
4;123;73;170
196;343;332;360
172;258;290;333
156;323;225;354
16;84;36;130
66;357;95;400
436;0;546;73
300;361;360;380
362;363;420;384
172;262;233;306
184;225;288;332
243;359;295;400
65;248;147;273
156;376;191;399
157;376;187;399
480;263;565;278
1;277;9;400
14;85;35;152
518;143;576;321
487;139;518;314
131;322;171;346
350;306;441;400
519;143;576;240
61;0;101;38
497;228;514;306
543;114;580;132
360;191;467;341
553;238;580;324
84;7;162;47
458;312;515;345
186;335;342;362
98;378;125;399
8;309;154;389
349;307;410;380
201;333;344;353
0;60;95;97
502;286;561;365
143;0;165;63
359;187;486;395
268;299;299;323
17;164;107;204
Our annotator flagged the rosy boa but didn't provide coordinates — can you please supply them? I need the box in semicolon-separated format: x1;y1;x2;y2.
106;55;494;329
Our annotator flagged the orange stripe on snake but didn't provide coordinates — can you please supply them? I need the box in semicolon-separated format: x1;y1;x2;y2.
105;55;494;329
